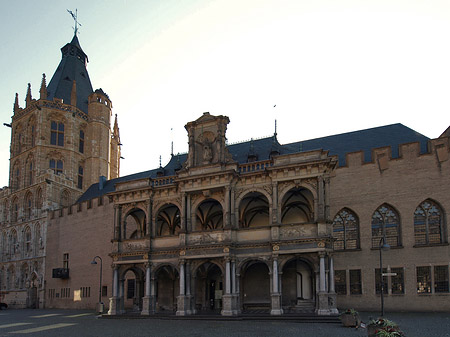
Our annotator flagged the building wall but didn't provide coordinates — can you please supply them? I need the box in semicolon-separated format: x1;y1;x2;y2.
45;196;113;309
330;139;450;311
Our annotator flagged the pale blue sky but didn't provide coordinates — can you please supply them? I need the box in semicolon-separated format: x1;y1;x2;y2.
1;0;450;187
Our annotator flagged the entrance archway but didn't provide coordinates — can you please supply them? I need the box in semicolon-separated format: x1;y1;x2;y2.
281;258;314;313
122;268;144;312
241;261;270;312
155;265;179;312
194;262;223;312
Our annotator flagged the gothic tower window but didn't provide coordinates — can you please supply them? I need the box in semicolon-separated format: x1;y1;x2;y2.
49;159;63;175
414;200;445;246
24;192;33;219
10;230;18;256
25;158;34;186
31;125;35;147
79;130;85;153
24;227;32;255
371;204;401;248
332;208;360;250
61;190;70;208
12;161;21;191
77;166;83;189
12;199;19;223
50;121;64;146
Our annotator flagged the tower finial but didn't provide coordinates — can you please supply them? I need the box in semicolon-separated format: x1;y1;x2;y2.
26;83;32;107
40;73;47;99
14;93;19;113
67;9;82;36
274;119;277;138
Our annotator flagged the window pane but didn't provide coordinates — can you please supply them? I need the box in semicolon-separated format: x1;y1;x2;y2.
417;266;431;293
434;266;449;293
50;131;56;145
391;268;404;294
375;268;388;294
349;269;362;295
51;121;57;130
335;270;346;295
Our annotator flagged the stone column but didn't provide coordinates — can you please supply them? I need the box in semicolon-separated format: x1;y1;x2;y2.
224;186;231;228
270;257;283;315
176;260;189;316
328;254;338;314
108;265;120;315
222;258;235;316
141;263;154;315
114;205;121;240
316;252;330;315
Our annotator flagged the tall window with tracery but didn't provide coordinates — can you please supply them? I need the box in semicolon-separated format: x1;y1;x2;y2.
332;208;360;250
50;121;64;146
77;166;83;189
79;130;84;153
50;159;63;175
371;204;401;248
414;200;444;245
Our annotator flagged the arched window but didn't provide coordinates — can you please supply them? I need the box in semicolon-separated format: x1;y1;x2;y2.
77;166;83;189
371;204;401;248
50;121;64;146
156;204;180;236
10;230;18;256
26;158;34;186
414;200;445;245
49;159;63;175
12;161;21;190
79;130;85;153
24;227;32;255
332;208;360;250
25;193;33;219
12;198;19;223
61;190;70;208
196;199;223;230
239;192;270;228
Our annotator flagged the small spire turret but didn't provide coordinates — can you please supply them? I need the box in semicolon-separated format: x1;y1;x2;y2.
25;83;32;107
39;73;47;99
14;93;19;113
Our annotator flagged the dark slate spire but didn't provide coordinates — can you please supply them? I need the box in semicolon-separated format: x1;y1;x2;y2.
46;35;93;113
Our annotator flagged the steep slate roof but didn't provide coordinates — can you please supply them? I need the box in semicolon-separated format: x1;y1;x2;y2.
47;35;94;114
77;123;429;203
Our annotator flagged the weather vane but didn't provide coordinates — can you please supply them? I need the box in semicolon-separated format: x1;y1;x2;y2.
67;9;82;36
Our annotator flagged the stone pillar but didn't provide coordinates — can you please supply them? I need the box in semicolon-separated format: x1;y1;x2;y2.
222;258;235;316
224;186;231;228
176;260;190;316
114;205;121;240
108;265;120;315
317;252;331;315
272;182;278;225
328;254;338;314
186;194;192;232
270;257;283;315
181;193;186;232
141;263;155;315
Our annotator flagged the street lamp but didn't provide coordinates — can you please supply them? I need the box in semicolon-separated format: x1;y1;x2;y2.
91;256;103;314
379;236;390;317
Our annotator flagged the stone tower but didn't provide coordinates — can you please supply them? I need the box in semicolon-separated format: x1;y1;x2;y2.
0;33;120;308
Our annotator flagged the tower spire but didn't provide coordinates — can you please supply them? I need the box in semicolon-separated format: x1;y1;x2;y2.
14;93;19;113
39;73;47;99
25;83;32;107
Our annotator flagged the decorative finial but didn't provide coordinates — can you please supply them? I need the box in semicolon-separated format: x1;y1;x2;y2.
159;155;162;168
274;119;277;139
40;73;47;99
26;83;32;107
14;93;19;112
67;9;82;36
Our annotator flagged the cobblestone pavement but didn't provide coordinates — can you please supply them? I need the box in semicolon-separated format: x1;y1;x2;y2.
0;310;448;336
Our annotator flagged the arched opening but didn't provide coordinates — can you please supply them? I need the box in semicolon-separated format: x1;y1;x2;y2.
194;262;223;312
196;199;223;231
155;265;179;312
281;258;314;313
239;192;270;228
241;261;270;312
281;187;314;224
124;208;147;239
28;272;39;308
156;204;181;236
122;268;144;312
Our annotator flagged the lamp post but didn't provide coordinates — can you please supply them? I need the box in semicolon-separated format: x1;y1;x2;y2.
379;236;390;317
91;256;103;314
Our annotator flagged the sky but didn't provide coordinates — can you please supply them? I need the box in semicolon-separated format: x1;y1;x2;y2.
1;0;450;187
